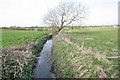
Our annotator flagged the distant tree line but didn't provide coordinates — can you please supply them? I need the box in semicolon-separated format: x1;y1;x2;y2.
1;27;53;31
1;25;117;31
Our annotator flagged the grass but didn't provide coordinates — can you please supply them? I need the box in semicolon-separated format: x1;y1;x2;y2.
0;29;2;47
64;27;118;57
32;34;52;54
2;29;50;47
64;70;72;78
64;27;118;77
91;73;98;77
2;29;51;78
52;27;118;78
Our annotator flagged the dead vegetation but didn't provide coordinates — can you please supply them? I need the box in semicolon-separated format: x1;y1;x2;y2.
2;34;52;78
52;33;118;78
2;42;37;78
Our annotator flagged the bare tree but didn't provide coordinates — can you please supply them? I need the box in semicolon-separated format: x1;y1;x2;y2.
43;2;88;31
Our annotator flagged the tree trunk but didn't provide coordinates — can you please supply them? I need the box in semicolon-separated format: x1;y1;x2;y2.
58;26;63;32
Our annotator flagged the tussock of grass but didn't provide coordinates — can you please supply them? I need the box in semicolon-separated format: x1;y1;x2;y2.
52;27;118;78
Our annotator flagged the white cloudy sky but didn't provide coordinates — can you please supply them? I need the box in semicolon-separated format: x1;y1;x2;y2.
0;0;119;27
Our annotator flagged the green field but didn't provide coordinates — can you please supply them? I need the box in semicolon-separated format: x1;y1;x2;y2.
64;27;118;57
2;29;50;47
2;29;51;78
52;27;118;78
1;27;119;78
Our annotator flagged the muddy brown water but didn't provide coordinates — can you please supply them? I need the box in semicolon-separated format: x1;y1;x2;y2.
34;40;54;78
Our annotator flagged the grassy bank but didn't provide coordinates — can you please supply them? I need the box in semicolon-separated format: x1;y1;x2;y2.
52;27;118;78
2;29;51;78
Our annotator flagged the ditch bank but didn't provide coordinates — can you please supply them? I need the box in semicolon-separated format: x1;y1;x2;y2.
52;32;118;78
2;34;52;79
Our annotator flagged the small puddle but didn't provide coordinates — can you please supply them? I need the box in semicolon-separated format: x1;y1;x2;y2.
34;40;53;78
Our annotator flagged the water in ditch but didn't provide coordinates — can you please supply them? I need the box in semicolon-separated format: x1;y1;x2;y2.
34;40;54;78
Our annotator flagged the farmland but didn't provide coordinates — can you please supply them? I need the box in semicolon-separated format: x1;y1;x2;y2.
2;29;50;47
65;27;118;57
1;26;119;78
52;27;118;78
2;29;51;78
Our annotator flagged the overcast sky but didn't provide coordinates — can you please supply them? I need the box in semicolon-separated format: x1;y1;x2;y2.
0;0;119;27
